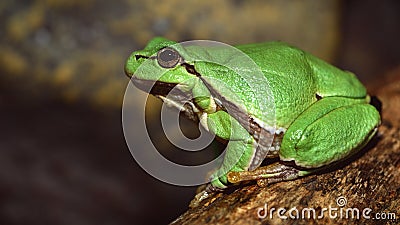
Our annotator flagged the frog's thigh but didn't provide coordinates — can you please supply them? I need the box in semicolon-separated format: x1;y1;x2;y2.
280;97;380;168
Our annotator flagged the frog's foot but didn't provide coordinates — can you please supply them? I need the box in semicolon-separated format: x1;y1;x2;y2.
227;162;311;187
189;183;225;208
189;174;228;208
190;189;211;208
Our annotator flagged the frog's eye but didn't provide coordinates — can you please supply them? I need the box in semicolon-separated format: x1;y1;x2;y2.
157;47;181;68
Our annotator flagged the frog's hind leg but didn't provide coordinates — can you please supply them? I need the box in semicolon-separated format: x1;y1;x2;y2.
278;96;380;169
228;96;380;186
227;162;312;186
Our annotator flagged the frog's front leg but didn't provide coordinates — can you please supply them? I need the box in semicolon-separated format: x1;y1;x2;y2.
226;96;380;186
190;110;257;207
201;110;257;190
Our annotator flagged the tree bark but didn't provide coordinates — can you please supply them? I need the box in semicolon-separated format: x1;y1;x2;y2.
171;69;400;225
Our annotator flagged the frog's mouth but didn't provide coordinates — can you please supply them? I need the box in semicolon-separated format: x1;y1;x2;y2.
131;78;178;97
130;77;199;121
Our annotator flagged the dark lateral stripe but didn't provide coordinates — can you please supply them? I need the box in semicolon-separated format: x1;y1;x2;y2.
182;63;274;144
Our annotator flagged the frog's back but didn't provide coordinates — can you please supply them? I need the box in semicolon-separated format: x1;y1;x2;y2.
236;41;367;128
236;42;316;128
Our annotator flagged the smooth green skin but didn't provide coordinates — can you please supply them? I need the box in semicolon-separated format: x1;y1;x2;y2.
125;37;380;190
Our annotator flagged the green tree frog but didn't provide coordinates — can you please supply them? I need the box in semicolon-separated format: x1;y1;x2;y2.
124;37;380;193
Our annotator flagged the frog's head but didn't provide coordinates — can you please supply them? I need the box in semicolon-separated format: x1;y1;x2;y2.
125;37;199;96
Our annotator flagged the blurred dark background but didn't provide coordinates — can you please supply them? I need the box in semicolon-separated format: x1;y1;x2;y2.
0;0;399;224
